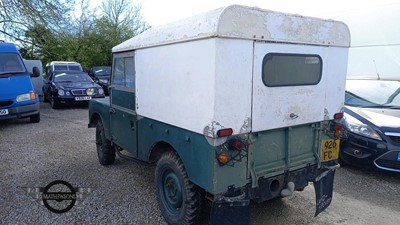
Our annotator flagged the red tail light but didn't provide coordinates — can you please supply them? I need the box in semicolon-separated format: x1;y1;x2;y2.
334;123;342;139
228;139;245;151
217;128;233;137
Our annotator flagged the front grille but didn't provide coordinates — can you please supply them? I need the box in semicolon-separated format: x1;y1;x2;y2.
388;136;400;144
0;100;13;107
375;159;400;170
71;89;86;96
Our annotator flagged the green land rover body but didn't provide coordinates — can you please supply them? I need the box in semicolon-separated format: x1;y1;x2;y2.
88;5;350;225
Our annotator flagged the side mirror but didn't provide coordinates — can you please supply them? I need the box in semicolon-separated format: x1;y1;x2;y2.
31;67;40;77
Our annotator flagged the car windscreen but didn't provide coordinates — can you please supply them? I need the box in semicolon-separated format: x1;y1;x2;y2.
54;73;93;83
94;67;111;77
0;53;26;74
345;80;400;107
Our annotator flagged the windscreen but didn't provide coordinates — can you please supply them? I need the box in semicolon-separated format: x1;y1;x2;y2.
54;73;92;83
0;53;25;74
345;80;400;107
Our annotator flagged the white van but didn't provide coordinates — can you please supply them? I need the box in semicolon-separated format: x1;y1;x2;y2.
44;61;82;77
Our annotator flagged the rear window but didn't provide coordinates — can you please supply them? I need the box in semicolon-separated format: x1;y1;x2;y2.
68;65;82;71
262;53;322;87
54;65;68;70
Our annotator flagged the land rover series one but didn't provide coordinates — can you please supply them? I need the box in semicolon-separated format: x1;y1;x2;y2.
88;5;350;225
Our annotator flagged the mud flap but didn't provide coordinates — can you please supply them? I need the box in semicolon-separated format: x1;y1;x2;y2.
312;167;336;216
210;193;250;225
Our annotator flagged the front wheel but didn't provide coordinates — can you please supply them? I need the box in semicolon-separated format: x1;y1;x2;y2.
50;95;60;109
30;113;40;123
95;120;115;165
155;151;203;225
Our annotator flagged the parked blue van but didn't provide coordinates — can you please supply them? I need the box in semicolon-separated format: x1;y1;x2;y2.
0;43;41;123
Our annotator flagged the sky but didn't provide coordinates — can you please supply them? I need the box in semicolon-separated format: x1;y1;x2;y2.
93;0;400;78
138;0;400;26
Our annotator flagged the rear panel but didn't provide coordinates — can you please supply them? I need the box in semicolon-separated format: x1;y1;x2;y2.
249;123;320;179
249;42;347;179
252;42;347;132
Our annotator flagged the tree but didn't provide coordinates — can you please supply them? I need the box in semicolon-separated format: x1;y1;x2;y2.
16;0;150;70
101;0;149;37
0;0;73;42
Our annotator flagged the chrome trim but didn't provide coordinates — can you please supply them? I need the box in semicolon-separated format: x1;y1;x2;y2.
71;89;86;96
384;132;400;137
373;150;400;173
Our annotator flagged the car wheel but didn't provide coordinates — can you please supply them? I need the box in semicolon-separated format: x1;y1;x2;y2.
95;120;115;165
42;89;48;102
338;151;348;167
156;151;203;225
50;96;60;109
30;113;40;123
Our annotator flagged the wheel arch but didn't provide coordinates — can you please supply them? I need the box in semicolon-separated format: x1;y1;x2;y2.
89;112;102;128
89;111;111;141
148;141;176;164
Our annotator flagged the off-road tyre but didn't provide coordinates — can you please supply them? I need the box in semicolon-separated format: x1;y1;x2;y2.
155;151;204;225
95;120;115;165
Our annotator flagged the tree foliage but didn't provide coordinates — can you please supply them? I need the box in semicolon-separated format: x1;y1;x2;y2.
2;0;149;70
0;0;72;42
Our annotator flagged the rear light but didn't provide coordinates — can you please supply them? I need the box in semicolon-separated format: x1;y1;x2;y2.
217;128;233;137
228;139;246;151
334;123;342;139
217;151;230;165
334;113;343;120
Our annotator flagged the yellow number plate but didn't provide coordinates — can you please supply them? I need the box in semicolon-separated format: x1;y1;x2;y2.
321;139;340;162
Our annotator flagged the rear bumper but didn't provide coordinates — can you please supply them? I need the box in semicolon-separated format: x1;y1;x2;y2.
248;164;317;202
0;102;40;120
210;163;338;225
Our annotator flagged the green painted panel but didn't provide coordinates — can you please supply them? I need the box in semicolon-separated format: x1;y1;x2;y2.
111;88;135;109
88;98;111;140
250;123;318;178
137;118;249;194
110;88;137;155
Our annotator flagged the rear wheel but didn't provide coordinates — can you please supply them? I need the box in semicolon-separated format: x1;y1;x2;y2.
156;151;203;225
95;120;115;165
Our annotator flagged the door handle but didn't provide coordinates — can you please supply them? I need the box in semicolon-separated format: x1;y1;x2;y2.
109;108;116;114
290;113;299;119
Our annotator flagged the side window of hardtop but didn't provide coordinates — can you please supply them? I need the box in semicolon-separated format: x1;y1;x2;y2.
112;54;135;90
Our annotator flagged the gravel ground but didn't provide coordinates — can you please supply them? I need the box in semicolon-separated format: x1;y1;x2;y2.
1;101;400;225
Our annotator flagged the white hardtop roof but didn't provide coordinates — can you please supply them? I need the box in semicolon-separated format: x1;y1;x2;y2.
113;5;350;53
46;61;81;66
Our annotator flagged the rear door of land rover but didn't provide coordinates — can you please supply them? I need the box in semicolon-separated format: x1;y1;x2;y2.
250;42;343;178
